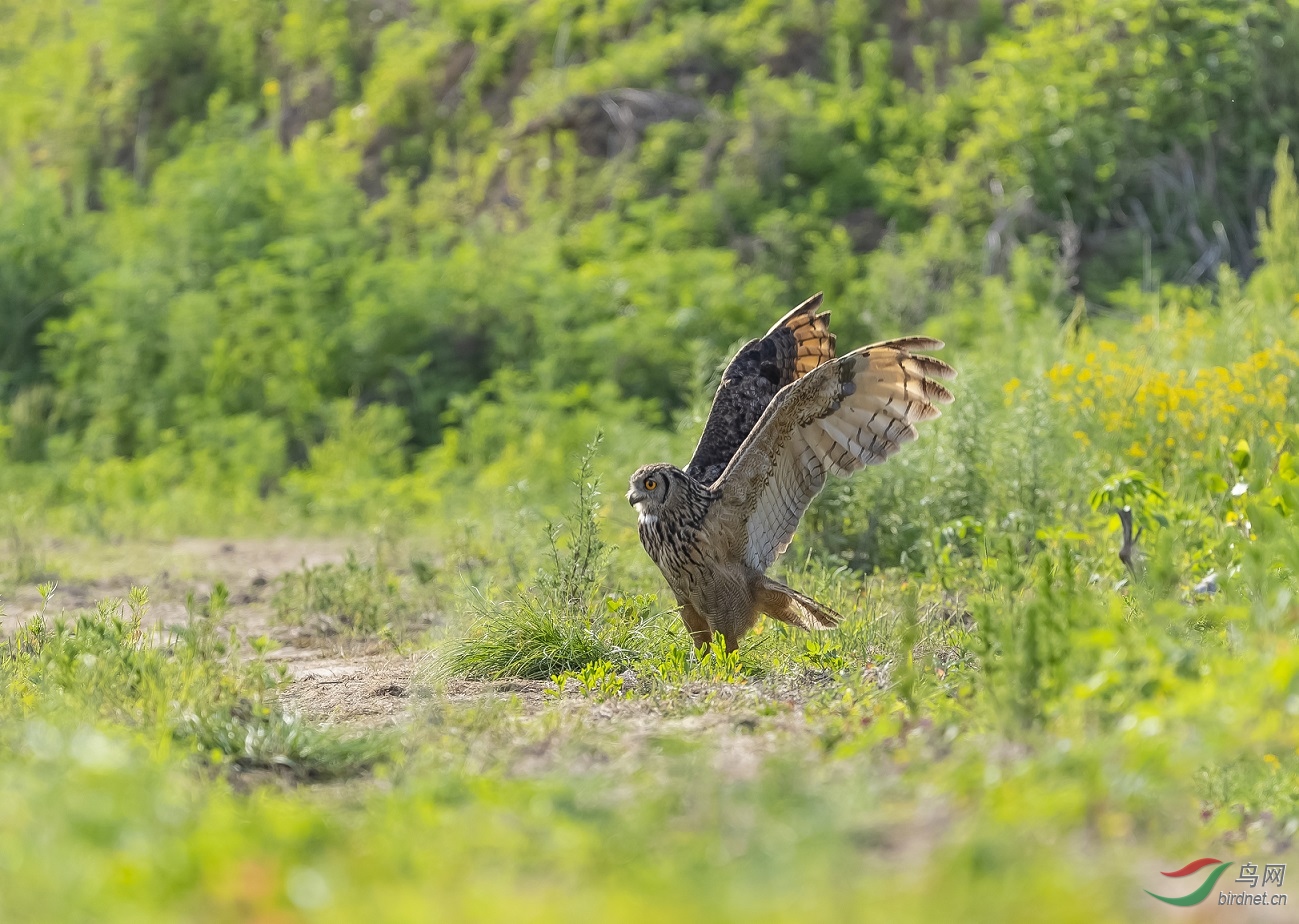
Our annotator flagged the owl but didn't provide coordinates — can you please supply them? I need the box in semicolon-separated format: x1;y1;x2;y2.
627;293;955;651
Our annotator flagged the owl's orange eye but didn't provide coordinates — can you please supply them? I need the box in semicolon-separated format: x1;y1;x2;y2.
644;478;658;491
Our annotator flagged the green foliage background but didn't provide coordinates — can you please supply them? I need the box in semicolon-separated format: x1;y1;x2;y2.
2;0;1297;538
5;2;1299;921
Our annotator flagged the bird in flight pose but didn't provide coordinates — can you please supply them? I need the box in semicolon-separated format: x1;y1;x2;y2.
627;293;955;651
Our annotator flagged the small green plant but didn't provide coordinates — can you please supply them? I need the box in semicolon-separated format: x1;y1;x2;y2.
647;637;746;688
972;544;1093;730
180;697;398;780
797;639;849;674
541;433;612;622
552;659;625;700
186;581;230;621
1089;470;1168;530
441;435;666;679
275;553;422;637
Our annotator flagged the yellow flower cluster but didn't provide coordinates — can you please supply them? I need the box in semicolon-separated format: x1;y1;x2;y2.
1042;314;1298;470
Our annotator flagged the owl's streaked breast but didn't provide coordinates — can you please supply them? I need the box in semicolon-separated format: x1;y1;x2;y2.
636;480;719;601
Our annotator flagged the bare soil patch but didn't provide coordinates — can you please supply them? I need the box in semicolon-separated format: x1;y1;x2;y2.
276;649;418;728
7;538;836;758
2;537;429;727
3;536;350;628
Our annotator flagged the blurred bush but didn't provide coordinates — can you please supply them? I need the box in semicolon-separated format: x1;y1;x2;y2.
0;0;1297;540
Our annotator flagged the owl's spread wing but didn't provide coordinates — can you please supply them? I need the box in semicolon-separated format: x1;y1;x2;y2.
684;293;836;486
710;338;956;572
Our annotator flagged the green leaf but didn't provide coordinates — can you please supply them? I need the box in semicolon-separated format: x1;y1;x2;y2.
1231;439;1251;473
1202;472;1229;494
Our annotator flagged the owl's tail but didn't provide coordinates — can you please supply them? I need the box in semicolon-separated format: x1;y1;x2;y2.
755;576;842;630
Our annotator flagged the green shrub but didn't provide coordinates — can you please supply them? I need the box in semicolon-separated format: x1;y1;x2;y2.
274;551;425;638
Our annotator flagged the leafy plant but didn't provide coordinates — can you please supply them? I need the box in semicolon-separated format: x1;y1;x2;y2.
440;437;669;680
552;659;626;701
274;552;424;638
181;697;397;780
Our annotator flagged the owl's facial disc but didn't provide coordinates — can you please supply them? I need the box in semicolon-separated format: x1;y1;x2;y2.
628;467;668;513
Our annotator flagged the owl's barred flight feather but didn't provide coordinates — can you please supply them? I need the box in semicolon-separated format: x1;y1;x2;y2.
628;294;955;652
684;293;835;486
714;339;955;574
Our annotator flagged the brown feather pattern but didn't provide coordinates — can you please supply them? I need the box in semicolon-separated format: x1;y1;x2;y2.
684;293;835;485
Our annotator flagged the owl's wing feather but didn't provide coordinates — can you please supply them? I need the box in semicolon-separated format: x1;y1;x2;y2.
684;293;836;486
711;339;955;572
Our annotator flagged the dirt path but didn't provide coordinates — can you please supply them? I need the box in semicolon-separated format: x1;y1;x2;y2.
3;536;347;625
3;537;419;727
6;537;837;752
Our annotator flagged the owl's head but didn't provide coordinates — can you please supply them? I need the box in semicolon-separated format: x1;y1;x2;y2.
627;463;683;518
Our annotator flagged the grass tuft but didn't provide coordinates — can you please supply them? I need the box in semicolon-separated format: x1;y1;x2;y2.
440;436;671;680
441;599;625;680
181;698;398;780
274;551;426;638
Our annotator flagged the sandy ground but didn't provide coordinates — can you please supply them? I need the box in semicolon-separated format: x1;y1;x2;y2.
0;537;863;762
2;537;422;728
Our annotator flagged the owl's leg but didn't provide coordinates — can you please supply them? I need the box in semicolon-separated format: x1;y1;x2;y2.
710;604;762;653
679;603;713;649
701;576;763;652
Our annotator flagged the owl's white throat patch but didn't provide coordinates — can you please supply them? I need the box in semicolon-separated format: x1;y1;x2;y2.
635;503;658;526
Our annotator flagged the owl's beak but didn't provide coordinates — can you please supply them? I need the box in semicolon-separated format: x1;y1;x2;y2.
626;488;644;507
